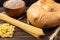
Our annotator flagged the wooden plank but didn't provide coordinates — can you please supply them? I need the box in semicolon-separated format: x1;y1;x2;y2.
0;7;60;40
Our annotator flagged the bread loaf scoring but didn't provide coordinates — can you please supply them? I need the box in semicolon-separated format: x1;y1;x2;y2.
27;0;60;28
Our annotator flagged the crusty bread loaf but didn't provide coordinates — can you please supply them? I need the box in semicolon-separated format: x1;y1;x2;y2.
27;0;60;28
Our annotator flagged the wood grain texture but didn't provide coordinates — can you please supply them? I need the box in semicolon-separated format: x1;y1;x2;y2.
0;7;60;40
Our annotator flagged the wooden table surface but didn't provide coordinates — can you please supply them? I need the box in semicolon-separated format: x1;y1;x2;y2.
0;7;60;40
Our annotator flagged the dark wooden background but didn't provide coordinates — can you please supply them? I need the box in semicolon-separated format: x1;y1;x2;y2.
0;7;60;40
0;0;60;40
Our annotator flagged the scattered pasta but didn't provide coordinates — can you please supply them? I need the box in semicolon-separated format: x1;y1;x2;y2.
0;23;15;38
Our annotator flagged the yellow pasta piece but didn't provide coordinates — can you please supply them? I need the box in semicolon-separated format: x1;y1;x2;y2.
0;23;15;38
0;13;44;38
